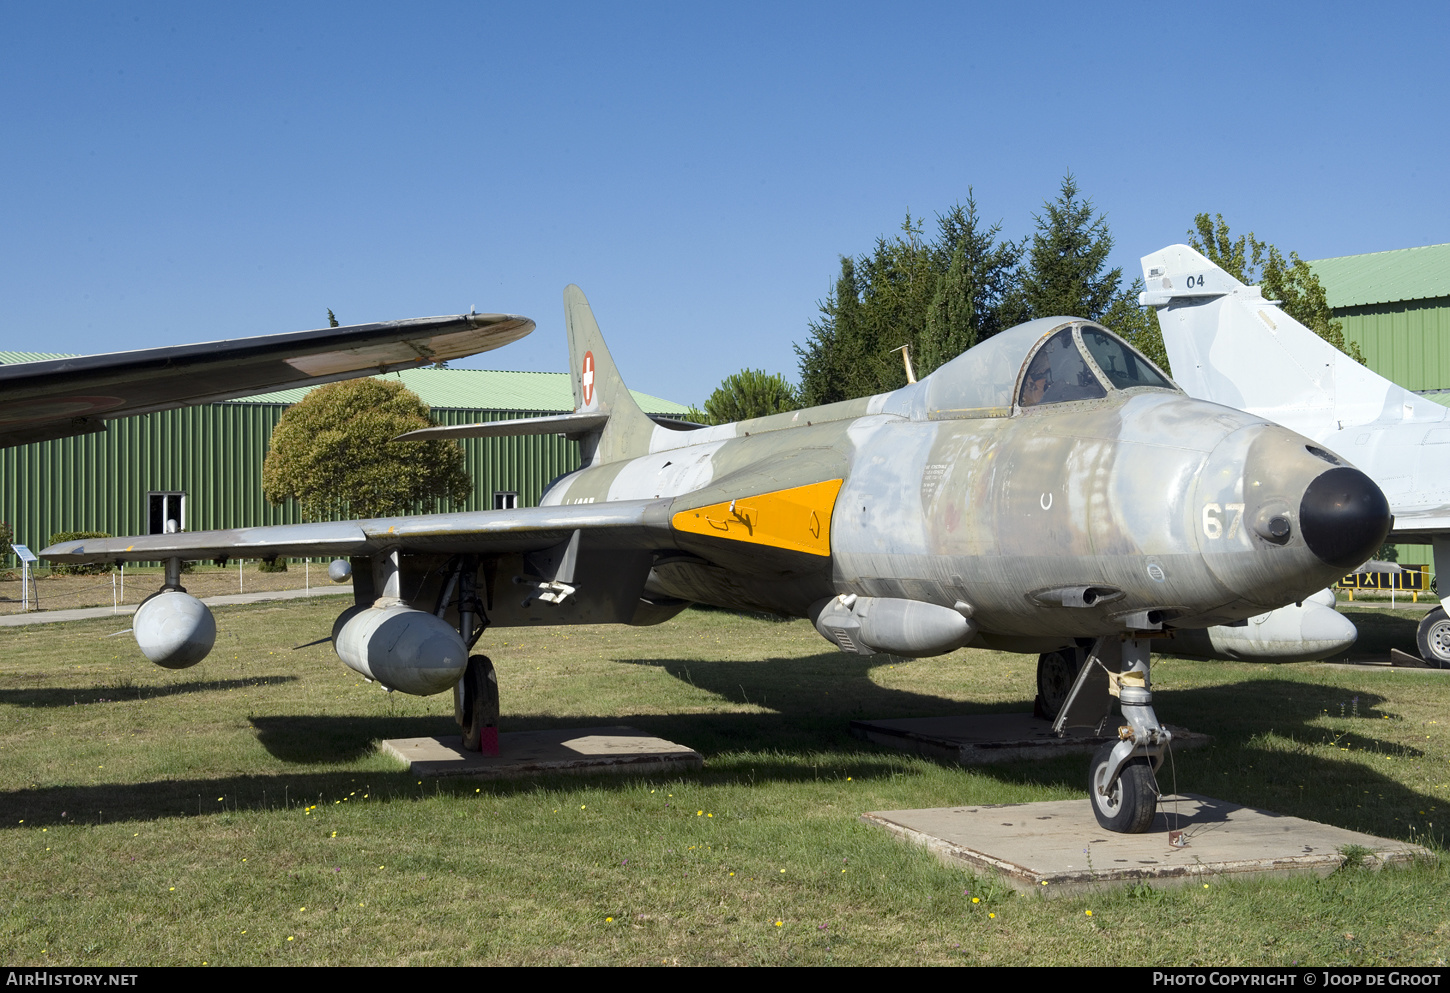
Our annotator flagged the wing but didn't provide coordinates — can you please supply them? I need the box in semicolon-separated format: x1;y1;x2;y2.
0;312;534;447
38;500;673;564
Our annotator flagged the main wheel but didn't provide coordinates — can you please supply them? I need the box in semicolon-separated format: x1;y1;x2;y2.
1035;648;1082;720
1089;742;1157;833
1416;608;1450;668
460;654;499;753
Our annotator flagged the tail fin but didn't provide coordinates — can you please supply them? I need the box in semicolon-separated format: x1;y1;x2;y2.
1141;244;1442;436
563;285;657;464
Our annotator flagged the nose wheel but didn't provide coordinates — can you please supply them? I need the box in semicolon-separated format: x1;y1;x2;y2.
1089;742;1157;833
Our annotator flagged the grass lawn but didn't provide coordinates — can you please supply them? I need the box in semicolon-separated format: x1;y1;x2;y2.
0;600;1446;966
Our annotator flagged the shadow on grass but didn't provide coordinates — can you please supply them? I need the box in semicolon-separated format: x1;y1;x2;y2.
4;649;1444;846
0;675;300;708
239;657;1448;846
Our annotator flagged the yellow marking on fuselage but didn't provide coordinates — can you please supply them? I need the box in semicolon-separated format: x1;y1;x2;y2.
671;479;843;556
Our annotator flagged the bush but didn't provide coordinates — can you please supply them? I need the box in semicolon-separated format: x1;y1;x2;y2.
0;521;11;564
257;557;289;573
47;531;114;576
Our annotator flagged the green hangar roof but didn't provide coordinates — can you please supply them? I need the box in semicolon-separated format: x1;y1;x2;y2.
0;355;690;415
1308;243;1450;309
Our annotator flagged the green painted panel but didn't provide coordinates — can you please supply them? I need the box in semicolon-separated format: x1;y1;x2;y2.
1341;297;1450;391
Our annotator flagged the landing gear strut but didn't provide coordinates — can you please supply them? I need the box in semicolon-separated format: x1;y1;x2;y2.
438;555;498;754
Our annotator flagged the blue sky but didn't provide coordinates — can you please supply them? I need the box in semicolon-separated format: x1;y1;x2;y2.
3;2;1447;406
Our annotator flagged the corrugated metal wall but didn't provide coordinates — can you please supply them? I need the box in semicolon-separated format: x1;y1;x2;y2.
1338;296;1450;573
1341;296;1450;391
1;404;579;557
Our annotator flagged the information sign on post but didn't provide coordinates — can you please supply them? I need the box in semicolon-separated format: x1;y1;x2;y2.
12;545;38;612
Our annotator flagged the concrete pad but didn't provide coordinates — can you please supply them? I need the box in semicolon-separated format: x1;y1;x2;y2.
850;713;1209;765
379;726;703;779
863;794;1433;896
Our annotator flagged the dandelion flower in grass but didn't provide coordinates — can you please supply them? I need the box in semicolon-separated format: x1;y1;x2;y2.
606;917;613;923
1085;910;1092;917
972;897;979;904
775;921;783;927
988;913;996;919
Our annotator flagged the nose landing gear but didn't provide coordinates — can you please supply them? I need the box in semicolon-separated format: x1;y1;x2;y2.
1052;635;1170;833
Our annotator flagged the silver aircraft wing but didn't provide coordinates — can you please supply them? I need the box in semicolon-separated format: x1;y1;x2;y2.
39;500;674;565
0;312;535;448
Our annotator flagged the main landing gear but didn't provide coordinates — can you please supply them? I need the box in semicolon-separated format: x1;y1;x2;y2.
1416;607;1450;668
435;555;501;755
1045;635;1169;833
1034;645;1086;721
459;654;499;753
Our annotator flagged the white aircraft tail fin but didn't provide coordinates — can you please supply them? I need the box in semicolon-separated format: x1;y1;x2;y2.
1141;244;1443;438
562;285;657;465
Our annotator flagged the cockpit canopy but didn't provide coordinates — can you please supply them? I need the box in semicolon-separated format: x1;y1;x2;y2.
922;317;1175;418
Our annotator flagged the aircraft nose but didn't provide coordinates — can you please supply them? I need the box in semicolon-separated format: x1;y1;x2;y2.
1298;467;1391;569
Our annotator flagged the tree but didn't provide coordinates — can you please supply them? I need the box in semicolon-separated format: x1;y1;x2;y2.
1189;213;1364;363
797;194;1023;405
1019;175;1169;371
701;369;800;424
327;309;339;328
262;378;471;521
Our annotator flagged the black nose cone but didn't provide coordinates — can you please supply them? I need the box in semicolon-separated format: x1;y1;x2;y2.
1299;467;1391;569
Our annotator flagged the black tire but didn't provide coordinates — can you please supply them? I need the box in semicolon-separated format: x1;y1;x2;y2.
1417;608;1450;668
1035;647;1082;720
1088;742;1157;833
460;654;499;752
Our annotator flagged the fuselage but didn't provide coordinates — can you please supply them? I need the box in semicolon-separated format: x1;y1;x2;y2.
542;318;1389;654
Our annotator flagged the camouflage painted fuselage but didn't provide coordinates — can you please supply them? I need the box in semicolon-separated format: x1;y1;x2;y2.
541;317;1384;654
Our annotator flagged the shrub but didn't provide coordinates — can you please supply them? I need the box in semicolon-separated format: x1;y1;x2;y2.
257;557;289;573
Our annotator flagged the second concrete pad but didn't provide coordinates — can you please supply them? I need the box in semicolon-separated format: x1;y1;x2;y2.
381;726;703;779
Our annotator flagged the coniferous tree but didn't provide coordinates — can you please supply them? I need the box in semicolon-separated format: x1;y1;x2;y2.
797;194;1023;404
700;369;800;424
1019;175;1168;372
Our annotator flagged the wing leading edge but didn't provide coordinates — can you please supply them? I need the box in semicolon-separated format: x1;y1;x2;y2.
39;500;674;564
0;312;535;448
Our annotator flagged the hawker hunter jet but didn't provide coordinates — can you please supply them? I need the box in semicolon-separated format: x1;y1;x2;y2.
0;311;536;448
44;287;1391;833
1142;243;1450;666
